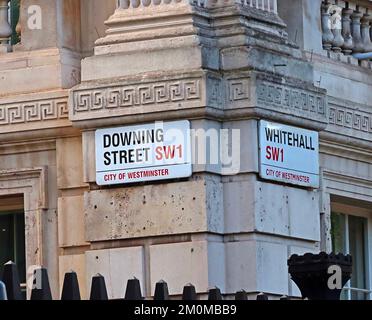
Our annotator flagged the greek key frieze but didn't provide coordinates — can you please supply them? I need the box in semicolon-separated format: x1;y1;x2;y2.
257;81;327;117
228;79;250;102
0;98;68;126
73;80;201;114
328;106;372;133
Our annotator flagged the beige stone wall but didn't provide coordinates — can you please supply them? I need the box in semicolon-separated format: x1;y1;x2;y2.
0;0;97;298
0;0;371;300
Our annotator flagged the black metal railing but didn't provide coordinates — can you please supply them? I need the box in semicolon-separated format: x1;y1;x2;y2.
0;252;352;301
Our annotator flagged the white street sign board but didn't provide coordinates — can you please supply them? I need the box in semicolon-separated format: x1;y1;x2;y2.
259;120;319;188
95;120;192;186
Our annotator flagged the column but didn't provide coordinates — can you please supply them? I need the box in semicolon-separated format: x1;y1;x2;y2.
351;7;365;53
0;0;11;53
70;0;326;300
331;4;344;52
341;6;354;55
321;1;334;50
361;10;372;52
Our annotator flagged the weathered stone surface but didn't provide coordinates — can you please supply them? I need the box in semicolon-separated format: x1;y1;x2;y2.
70;70;328;132
80;0;117;57
225;239;306;295
58;195;88;248
149;240;225;295
84;175;223;242
71;72;206;122
56;137;87;189
17;0;85;54
326;97;372;145
0;49;81;96
192;119;237;175
85;247;145;300
1;0;371;301
59;254;86;299
224;240;256;294
82;130;96;183
224;174;320;241
278;0;324;54
0;91;69;130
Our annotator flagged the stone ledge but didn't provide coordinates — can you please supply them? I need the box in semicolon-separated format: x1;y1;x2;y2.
252;73;328;128
324;97;372;144
69;70;328;131
0;90;80;142
0;48;82;96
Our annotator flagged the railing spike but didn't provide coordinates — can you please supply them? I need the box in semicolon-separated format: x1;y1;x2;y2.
154;280;169;300
1;261;22;300
30;268;52;300
208;287;222;300
256;292;269;300
61;271;81;300
182;283;197;300
235;290;248;300
125;278;143;300
90;274;108;300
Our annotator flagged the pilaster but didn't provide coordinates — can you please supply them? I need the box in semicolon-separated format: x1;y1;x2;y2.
68;0;329;298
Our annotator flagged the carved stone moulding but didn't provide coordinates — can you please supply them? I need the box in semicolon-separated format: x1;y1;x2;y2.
69;70;254;129
96;0;286;50
0;90;78;143
115;0;278;12
252;73;328;131
323;97;372;147
115;0;255;11
0;167;48;279
69;70;328;132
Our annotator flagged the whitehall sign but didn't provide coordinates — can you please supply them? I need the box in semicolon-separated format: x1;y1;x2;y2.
259;120;319;188
95;121;192;186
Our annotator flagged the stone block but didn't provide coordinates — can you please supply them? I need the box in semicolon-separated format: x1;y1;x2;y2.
149;241;225;295
223;175;256;234
255;241;288;295
191;119;258;175
224;176;320;241
58;195;88;247
0;48;81;97
225;241;257;294
85;247;145;300
82;46;204;82
207;241;226;293
255;181;320;241
286;187;320;241
82;130;96;183
56;137;86;189
223;120;259;174
225;240;289;295
84;175;224;242
59;254;86;299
